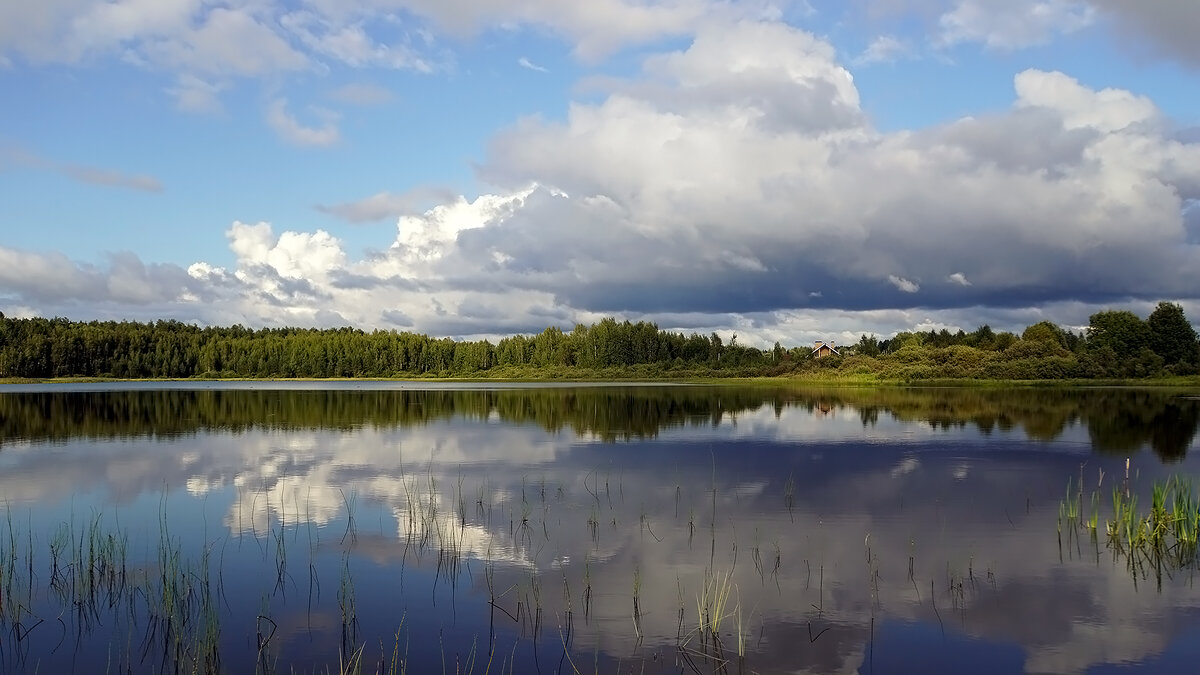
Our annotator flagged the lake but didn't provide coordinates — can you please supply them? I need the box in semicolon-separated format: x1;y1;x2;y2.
1;383;1199;674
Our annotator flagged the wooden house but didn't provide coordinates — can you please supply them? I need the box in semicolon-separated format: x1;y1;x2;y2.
812;341;840;358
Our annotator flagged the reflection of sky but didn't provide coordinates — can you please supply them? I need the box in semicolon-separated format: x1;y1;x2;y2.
643;401;1099;449
2;387;1200;673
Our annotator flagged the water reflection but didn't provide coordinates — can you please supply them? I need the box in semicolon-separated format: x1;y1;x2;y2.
0;384;1199;673
2;385;1199;460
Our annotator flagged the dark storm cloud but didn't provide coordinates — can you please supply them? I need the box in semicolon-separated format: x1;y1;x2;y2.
1185;201;1200;244
419;315;565;338
381;309;414;327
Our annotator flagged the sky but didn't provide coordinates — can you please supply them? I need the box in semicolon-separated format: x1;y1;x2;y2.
1;0;1199;349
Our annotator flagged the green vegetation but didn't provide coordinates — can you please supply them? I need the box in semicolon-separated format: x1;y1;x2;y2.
789;302;1199;382
1061;471;1200;588
0;302;1197;380
0;314;777;379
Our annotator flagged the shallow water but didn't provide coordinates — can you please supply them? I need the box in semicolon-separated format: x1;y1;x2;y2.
0;383;1198;673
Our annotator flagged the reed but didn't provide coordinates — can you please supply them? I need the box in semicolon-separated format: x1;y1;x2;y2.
0;469;825;673
1103;473;1200;577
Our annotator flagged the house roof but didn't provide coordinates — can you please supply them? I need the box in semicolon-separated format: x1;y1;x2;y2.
811;341;840;355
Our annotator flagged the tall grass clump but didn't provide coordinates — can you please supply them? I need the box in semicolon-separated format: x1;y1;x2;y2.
1105;474;1200;582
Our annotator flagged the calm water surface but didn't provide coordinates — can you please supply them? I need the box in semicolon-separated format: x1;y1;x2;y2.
1;383;1199;674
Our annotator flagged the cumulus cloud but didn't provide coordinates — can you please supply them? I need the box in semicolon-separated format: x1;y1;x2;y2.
458;23;1197;319
0;247;197;307
265;99;340;147
225;22;1192;336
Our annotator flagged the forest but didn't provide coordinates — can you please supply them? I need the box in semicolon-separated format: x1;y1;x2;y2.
0;302;1197;381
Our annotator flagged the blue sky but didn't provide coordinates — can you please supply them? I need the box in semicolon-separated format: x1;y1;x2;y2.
1;0;1199;346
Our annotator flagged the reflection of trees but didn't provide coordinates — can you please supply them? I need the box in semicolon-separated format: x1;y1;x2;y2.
1;386;1197;460
0;387;790;445
1147;404;1200;462
799;387;1200;462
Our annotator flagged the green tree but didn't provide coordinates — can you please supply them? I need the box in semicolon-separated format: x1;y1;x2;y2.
1022;321;1067;348
1087;310;1152;356
1147;302;1199;366
969;325;996;350
856;334;881;357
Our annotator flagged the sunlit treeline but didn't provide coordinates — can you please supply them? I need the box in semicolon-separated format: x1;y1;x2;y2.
0;315;783;379
2;302;1197;380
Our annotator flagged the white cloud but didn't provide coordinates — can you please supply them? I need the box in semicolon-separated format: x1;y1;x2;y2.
280;10;432;71
939;0;1096;49
228;221;346;282
0;1;440;109
1013;69;1158;133
265;99;341;147
947;272;972;286
166;74;225;113
888;275;921;293
0;247;195;306
854;35;911;65
518;56;548;73
137;7;309;77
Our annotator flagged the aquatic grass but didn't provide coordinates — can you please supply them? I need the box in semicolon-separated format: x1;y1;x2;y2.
2;464;863;673
1102;473;1200;581
631;566;642;639
694;569;734;646
339;554;359;655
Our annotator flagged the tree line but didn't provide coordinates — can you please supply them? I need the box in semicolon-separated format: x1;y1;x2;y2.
0;315;778;379
812;302;1199;380
0;302;1196;380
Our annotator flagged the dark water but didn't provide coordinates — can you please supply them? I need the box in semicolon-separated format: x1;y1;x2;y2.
1;383;1200;674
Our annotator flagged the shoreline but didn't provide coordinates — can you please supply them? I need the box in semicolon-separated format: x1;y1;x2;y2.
4;374;1200;388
